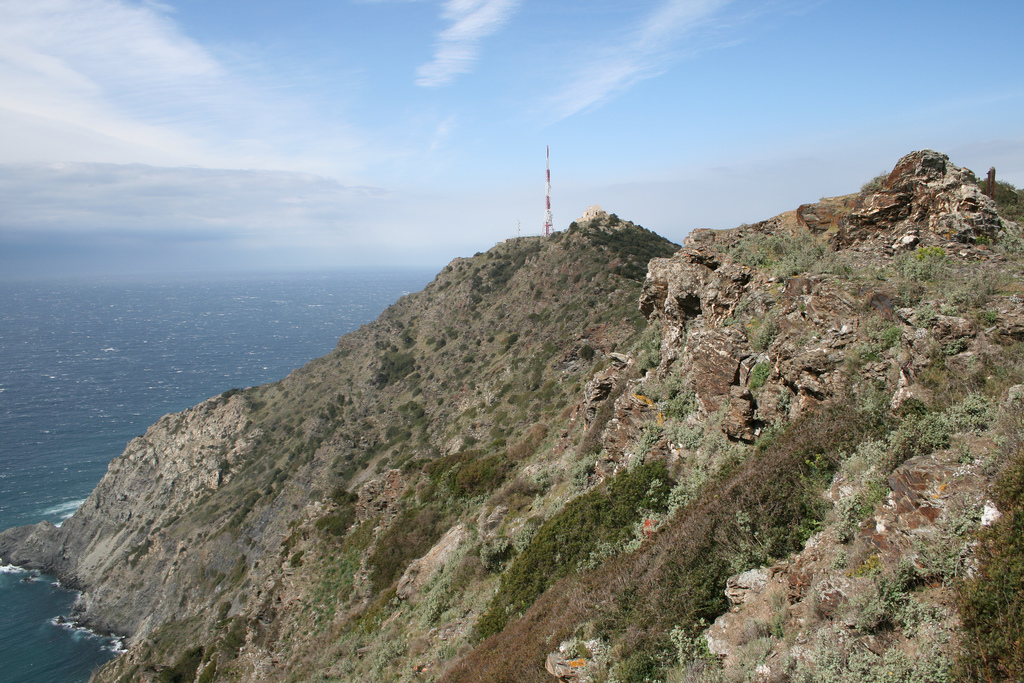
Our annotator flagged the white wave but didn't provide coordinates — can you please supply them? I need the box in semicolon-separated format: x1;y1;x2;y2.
50;615;125;652
43;498;86;521
106;635;128;654
1;562;28;575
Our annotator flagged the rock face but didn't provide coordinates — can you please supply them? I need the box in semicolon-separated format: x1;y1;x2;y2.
843;149;1006;245
634;150;1021;446
0;393;256;636
396;524;467;600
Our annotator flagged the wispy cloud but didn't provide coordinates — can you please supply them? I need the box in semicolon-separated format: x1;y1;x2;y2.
548;0;736;120
416;0;521;87
0;0;367;175
0;0;229;164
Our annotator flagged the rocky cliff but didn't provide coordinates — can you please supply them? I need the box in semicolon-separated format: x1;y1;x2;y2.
2;150;1023;683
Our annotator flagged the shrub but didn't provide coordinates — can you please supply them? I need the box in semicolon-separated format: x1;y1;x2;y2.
474;461;672;640
374;349;416;386
158;647;204;683
885;412;950;471
315;506;355;537
583;221;678;282
727;231;825;279
899;246;946;281
987;178;1024;224
571;452;598;491
453;455;510;497
748;362;770;391
752;319;778;352
633;321;662;373
860;171;889;194
479;537;512;572
368;506;446;592
956;450;1024;682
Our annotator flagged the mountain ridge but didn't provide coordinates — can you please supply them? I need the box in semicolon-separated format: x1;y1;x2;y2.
2;150;1023;682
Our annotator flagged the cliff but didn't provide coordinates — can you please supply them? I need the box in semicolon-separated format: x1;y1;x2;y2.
2;150;1023;683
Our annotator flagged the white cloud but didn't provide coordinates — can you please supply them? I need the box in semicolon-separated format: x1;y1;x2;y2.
415;0;521;87
0;163;386;243
548;0;734;120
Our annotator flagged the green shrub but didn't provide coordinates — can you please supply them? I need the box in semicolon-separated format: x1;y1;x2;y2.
633;321;662;373
374;349;416;386
899;246;946;281
157;647;204;683
957;450;1024;682
314;507;355;537
479;537;512;572
987;178;1024;224
453;455;510;497
860;171;889;194
748;362;770;391
368;506;446;592
571;452;598;491
727;231;825;279
752;319;778;352
583;221;678;281
885;412;950;471
474;461;672;640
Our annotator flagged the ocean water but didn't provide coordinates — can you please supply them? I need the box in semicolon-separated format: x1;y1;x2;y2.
0;269;434;683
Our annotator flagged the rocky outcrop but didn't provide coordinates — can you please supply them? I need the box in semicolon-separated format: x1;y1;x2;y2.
640;250;750;328
396;524;467;600
356;469;405;523
636;150;1020;444
844;149;1006;244
0;393;257;637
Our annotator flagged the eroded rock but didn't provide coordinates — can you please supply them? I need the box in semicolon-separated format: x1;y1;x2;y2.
396;524;467;601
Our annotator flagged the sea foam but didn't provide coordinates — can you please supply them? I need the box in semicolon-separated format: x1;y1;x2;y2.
43;498;86;522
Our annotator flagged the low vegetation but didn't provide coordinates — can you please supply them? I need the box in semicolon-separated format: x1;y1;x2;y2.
77;163;1024;683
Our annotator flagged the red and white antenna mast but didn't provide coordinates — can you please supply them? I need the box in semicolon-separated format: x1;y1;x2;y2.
543;145;553;237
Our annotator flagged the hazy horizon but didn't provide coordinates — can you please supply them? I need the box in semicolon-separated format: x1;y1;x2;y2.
2;0;1022;278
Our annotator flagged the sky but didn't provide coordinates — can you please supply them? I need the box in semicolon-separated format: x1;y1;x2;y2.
1;0;1023;278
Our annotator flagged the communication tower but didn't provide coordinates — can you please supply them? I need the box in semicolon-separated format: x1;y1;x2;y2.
543;146;553;237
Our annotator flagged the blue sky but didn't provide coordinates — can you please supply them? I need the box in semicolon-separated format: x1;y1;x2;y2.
1;0;1022;277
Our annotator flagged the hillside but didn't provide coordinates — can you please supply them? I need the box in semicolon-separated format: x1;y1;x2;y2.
3;150;1024;683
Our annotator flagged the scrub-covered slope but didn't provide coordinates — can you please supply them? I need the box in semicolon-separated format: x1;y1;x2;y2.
440;150;1024;683
0;211;679;681
4;150;1024;683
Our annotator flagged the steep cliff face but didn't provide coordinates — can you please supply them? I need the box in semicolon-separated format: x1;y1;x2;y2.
0;393;255;635
2;150;1023;683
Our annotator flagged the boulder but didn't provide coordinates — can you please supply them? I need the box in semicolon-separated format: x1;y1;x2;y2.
396;524;467;600
356;469;404;522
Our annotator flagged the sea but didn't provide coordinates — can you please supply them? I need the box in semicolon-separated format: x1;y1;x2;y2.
0;269;435;683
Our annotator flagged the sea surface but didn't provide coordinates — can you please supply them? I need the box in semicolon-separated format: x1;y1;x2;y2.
0;269;434;683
